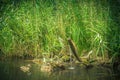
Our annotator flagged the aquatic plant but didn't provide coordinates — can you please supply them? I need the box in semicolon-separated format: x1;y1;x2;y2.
0;0;120;61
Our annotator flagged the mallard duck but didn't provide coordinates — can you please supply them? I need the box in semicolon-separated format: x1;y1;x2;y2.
20;64;31;72
41;63;53;72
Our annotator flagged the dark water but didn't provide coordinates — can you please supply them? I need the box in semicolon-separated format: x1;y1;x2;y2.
0;60;120;80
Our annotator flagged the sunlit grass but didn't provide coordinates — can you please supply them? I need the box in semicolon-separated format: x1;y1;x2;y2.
0;0;120;61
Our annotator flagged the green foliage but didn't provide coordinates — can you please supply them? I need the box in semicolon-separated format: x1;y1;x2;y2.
0;0;120;60
0;27;13;54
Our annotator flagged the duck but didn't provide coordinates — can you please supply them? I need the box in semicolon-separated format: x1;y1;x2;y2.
20;64;31;72
40;63;53;72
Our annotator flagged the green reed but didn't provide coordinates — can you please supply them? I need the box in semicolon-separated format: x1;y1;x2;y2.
0;0;119;61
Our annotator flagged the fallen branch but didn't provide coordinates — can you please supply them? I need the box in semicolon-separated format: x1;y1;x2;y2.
68;38;81;62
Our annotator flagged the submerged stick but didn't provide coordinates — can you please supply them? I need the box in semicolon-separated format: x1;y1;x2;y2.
68;39;81;62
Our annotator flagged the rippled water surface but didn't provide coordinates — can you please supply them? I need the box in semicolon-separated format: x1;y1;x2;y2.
0;60;120;80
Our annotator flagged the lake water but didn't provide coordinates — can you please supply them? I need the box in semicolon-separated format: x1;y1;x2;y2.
0;60;120;80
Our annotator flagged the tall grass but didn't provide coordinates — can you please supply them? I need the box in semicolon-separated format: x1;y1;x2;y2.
0;0;120;60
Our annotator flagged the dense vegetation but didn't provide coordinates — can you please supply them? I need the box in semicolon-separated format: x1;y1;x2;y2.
0;0;120;61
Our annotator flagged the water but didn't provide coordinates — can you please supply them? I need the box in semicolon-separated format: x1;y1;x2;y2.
68;45;75;70
0;60;120;80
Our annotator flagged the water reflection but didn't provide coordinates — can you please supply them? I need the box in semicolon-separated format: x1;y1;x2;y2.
0;61;120;80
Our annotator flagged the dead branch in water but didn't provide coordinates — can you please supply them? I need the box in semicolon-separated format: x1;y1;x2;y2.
68;39;81;62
